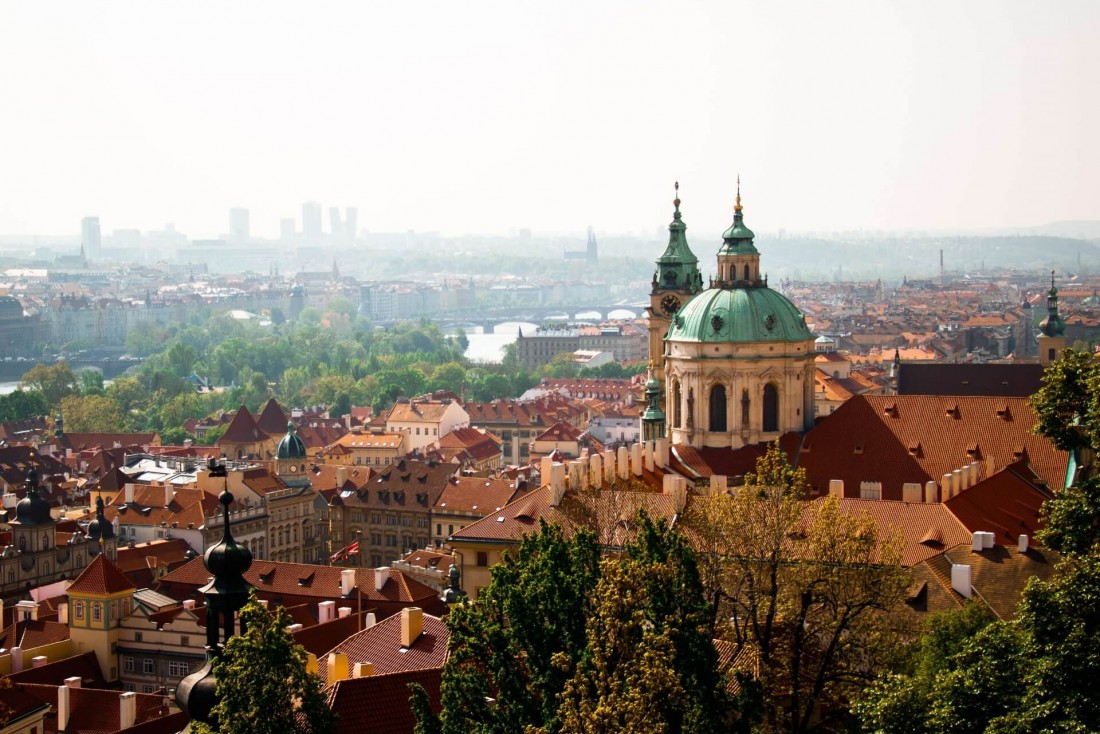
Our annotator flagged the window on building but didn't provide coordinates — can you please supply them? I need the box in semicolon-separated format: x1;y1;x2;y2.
436;524;442;536
143;659;154;674
75;601;84;620
477;551;488;567
386;535;397;547
135;632;143;642
124;656;134;672
181;635;189;647
763;383;779;433
143;685;155;693
709;385;727;432
93;603;102;622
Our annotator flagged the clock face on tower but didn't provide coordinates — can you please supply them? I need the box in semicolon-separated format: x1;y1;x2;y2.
661;294;681;316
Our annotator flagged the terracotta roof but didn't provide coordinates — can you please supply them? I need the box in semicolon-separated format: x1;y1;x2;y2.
8;651;106;688
814;498;973;567
67;554;136;596
668;436;801;481
330;431;406;450
795;395;1069;498
158;557;440;605
319;611;449;685
326;668;442;734
943;462;1050;546
292;611;368;657
218;405;266;444
434;476;523;515
0;619;71;650
17;683;176;734
387;400;453;423
451;484;677;549
0;685;49;726
898;363;1045;397
942;543;1060;620
533;421;582;443
256;398;290;436
59;432;159;451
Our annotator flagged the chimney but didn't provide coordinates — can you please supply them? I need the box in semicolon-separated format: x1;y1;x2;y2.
568;460;586;492
902;483;922;503
828;479;844;498
709;475;728;494
11;646;22;673
353;661;374;678
952;468;964;492
670;477;688;514
655;437;669;469
630;443;643;477
644;442;655;473
1018;534;1029;553
336;466;347;487
327;653;349;683
365;612;377;627
400;606;423;648
182;599;196;611
338;606;351;619
373;567;389;593
164;484;173;507
341;568;357;596
859;481;882;500
950;563;972;598
599;449;612;484
589;453;603;487
306;654;319;675
31;655;47;668
58;602;68;624
1;492;15;510
616;446;629;480
125;484;134;505
58;683;73;732
318;600;336;624
924;481;939;503
982;531;994;549
16;600;37;621
286;623;304;633
549;463;566;507
539;456;552;488
940;473;954;500
971;532;984;552
119;692;137;730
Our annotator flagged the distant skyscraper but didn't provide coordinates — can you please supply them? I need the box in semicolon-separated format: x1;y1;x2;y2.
229;208;250;243
586;226;598;262
280;218;296;241
302;201;322;238
329;207;343;237
81;216;101;258
344;207;358;240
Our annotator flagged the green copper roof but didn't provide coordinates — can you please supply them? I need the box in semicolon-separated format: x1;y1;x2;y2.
654;186;703;294
1040;271;1066;337
719;211;758;255
667;287;813;344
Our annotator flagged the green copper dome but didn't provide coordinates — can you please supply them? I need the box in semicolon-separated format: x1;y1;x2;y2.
653;183;703;295
276;421;307;460
667;287;813;344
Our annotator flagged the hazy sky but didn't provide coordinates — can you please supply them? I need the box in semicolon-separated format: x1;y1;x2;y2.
1;1;1098;239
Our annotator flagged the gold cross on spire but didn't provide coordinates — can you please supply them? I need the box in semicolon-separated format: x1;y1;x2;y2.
735;174;743;214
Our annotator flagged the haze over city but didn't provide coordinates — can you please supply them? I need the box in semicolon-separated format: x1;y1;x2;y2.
2;0;1098;239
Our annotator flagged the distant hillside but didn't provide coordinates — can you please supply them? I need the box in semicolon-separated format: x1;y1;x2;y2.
1029;221;1100;239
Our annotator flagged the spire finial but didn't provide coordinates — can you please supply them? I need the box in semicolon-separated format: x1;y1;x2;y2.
735;174;743;214
1051;269;1057;291
673;181;680;212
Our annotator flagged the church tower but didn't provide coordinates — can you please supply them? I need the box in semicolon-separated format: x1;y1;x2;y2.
647;182;703;382
1038;270;1067;366
275;421;310;488
640;366;666;441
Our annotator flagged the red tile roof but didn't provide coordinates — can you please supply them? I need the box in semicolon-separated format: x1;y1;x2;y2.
814;498;973;567
67;554;136;596
256;398;290;436
318;611;449;685
8;651;106;688
796;395;1069;498
326;668;442;734
18;682;176;734
943;462;1050;546
0;619;71;650
218;405;266;444
433;476;523;515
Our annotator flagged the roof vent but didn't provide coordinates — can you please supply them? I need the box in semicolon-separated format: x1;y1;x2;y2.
946;404;960;418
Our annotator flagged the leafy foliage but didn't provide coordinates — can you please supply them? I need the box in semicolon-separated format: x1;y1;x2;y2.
192;593;333;734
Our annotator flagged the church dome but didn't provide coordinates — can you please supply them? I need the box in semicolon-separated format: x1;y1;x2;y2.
667;287;813;344
15;468;52;526
276;421;307;460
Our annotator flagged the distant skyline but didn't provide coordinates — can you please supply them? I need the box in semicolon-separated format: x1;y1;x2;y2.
1;1;1098;240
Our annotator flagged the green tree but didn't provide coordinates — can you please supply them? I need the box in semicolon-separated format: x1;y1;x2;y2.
686;442;910;733
428;362;467;395
79;369;105;396
57;394;127;432
192;593;333;734
20;361;79;407
1029;347;1098;453
0;389;48;421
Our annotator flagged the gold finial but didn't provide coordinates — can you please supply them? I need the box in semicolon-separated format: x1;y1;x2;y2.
734;174;743;214
673;181;680;210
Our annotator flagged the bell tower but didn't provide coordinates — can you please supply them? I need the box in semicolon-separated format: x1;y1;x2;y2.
647;182;703;382
1038;270;1067;366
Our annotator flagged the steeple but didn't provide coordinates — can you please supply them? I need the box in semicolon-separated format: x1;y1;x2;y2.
176;459;255;728
641;363;666;441
1039;270;1066;337
653;181;703;296
716;175;762;287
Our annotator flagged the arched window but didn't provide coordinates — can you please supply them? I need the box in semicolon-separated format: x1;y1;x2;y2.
763;383;779;433
709;385;727;432
18;537;26;552
42;535;49;550
672;381;682;428
93;603;102;623
74;600;84;620
743;264;750;281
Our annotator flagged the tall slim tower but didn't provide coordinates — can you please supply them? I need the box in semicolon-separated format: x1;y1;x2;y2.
1038;270;1067;366
229;208;250;243
81;216;101;259
586;226;598;263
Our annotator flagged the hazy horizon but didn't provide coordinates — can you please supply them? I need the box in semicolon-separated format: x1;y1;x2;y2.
2;1;1098;240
